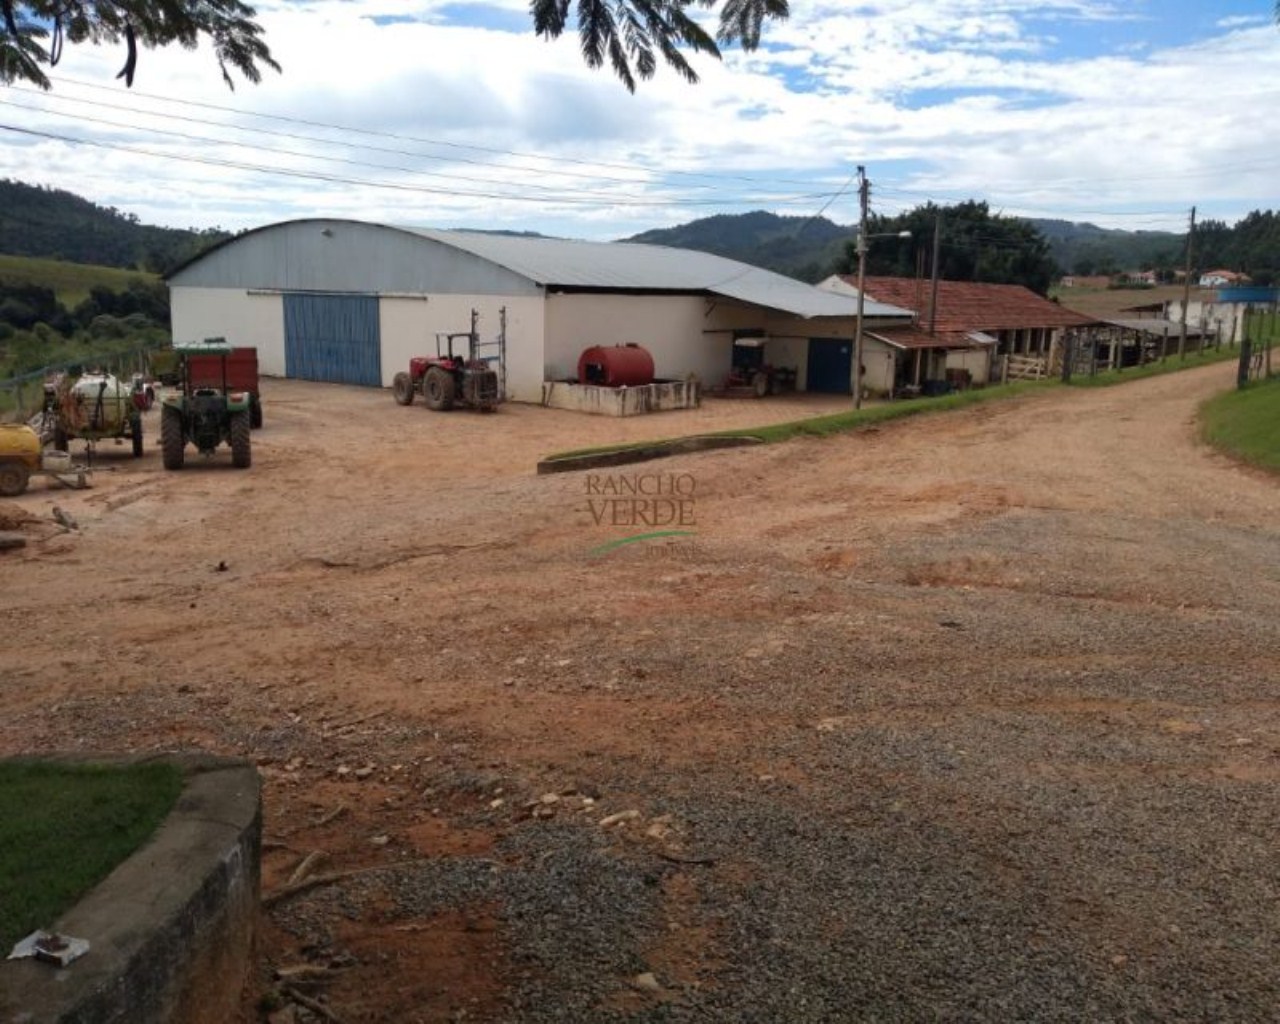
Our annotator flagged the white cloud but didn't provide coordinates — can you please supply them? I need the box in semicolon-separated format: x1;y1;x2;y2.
1;1;1276;240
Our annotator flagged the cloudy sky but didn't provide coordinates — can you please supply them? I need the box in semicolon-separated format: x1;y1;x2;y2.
2;0;1278;239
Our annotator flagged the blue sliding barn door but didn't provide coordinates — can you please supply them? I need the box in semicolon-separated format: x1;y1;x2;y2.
806;337;853;394
283;294;381;386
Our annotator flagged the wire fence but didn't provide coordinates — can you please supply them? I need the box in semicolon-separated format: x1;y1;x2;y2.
0;341;170;423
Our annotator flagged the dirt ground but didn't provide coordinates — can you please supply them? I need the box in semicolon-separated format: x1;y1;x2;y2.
2;366;1279;1022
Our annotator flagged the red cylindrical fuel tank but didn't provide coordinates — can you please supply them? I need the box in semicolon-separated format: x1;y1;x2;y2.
577;344;655;387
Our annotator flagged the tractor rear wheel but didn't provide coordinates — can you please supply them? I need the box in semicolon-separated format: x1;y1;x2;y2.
161;405;185;470
392;372;415;406
230;410;252;468
0;462;29;497
130;417;144;458
424;367;456;411
250;394;263;429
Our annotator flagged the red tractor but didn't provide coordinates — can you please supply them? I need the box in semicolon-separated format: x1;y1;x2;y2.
392;330;499;412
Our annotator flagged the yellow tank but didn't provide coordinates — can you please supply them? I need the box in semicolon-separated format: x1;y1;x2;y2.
0;423;42;496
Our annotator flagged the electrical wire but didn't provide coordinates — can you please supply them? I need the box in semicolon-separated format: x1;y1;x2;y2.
0;122;841;210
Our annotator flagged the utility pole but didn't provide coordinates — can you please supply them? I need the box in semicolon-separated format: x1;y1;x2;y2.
1178;205;1196;360
852;166;869;409
928;211;942;335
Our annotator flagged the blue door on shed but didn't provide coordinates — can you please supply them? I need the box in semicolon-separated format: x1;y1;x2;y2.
806;337;852;393
283;294;381;386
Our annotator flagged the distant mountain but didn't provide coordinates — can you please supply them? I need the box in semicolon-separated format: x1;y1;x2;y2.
624;211;850;282
1027;219;1183;277
624;211;1197;284
0;179;230;274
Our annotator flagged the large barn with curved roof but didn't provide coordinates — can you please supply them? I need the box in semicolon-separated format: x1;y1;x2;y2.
166;219;911;400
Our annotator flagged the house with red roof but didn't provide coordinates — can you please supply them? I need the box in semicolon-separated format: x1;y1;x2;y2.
820;274;1098;394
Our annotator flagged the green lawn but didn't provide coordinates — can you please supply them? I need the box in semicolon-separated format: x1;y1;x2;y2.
1201;377;1280;473
543;342;1253;465
0;254;158;309
543;379;1058;462
0;760;183;950
1072;342;1242;388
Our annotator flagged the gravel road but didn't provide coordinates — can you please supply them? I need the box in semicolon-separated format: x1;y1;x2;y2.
1;362;1277;1022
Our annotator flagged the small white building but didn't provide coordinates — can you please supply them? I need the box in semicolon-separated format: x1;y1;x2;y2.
166;219;912;401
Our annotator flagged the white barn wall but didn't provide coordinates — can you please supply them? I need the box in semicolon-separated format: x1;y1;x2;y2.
946;348;992;383
544;294;731;384
170;288;286;376
379;295;546;401
860;337;898;395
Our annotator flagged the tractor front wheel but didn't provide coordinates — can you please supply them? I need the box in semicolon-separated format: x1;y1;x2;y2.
392;372;415;406
0;462;30;497
161;405;185;470
424;367;456;411
130;417;144;458
230;410;252;469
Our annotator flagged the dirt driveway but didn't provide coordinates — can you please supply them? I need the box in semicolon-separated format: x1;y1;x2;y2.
2;365;1278;1022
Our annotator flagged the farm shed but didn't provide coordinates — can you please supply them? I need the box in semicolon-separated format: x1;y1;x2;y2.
166;219;912;402
820;274;1098;385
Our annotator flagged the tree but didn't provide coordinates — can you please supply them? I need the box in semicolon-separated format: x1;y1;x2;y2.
1;0;789;94
532;0;789;92
834;201;1061;296
0;1;278;89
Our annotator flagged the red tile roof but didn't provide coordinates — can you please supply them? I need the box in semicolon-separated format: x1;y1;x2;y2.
839;276;1097;334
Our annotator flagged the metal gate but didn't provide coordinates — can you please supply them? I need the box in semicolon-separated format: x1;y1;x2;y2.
806;337;853;394
283;294;381;387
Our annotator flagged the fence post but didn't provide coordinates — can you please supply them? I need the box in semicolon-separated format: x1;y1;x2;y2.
1237;339;1252;390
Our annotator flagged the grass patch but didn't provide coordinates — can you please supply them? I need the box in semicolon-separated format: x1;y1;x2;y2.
542;344;1258;465
0;254;157;309
543;379;1058;462
0;760;183;950
1072;343;1242;388
1201;377;1280;473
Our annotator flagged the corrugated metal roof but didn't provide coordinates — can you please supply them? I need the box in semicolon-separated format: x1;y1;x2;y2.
868;327;998;351
406;228;910;320
1099;318;1208;337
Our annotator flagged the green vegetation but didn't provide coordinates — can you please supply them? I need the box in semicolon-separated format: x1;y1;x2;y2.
1201;379;1280;472
0;181;229;274
545;344;1255;464
0;255;171;385
544;379;1057;462
1072;343;1242;388
0;760;183;950
0;254;158;310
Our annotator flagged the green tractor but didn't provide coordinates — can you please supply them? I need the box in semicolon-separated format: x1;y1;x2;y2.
160;340;253;470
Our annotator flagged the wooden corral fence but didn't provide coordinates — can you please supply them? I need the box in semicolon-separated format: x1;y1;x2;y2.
1003;354;1049;382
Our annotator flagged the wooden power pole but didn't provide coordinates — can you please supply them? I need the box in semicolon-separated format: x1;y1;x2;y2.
852;166;870;409
1178;205;1196;360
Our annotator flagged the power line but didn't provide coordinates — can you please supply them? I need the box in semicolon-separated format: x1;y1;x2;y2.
46;74;846;191
2;96;823;206
0;122;839;210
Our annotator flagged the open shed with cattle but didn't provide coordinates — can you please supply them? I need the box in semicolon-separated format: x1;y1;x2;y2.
166;219;912;406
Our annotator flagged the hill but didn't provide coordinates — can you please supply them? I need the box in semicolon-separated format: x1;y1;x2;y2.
0;254;157;309
1028;219;1184;277
624;211;849;282
0;179;230;273
624;210;1175;284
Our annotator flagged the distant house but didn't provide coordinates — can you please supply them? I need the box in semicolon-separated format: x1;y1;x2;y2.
1059;274;1112;289
1198;269;1251;288
819;275;1097;392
